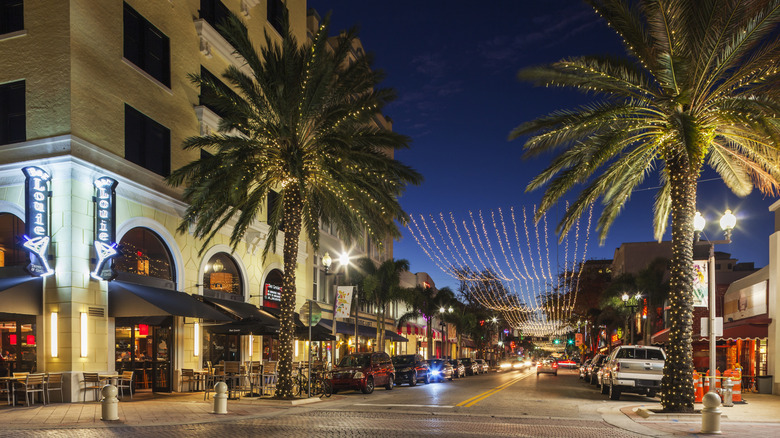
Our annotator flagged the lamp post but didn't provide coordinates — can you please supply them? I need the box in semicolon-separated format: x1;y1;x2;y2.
439;306;452;359
322;251;349;366
693;209;736;393
621;292;642;344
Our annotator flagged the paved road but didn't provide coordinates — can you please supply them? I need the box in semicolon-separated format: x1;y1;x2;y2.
3;366;653;437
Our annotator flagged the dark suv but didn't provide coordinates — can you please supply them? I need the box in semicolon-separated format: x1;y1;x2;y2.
329;352;395;394
392;354;430;386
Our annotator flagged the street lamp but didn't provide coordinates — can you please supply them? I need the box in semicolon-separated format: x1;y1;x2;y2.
693;210;736;396
439;306;453;359
621;292;642;344
322;251;349;365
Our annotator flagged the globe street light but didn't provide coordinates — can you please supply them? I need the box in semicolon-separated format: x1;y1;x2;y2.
439;306;453;359
621;292;642;344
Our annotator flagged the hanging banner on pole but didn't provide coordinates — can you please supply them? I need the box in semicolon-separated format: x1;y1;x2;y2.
693;260;708;307
334;286;354;318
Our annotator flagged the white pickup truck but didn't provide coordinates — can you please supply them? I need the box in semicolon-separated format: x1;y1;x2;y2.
599;345;665;400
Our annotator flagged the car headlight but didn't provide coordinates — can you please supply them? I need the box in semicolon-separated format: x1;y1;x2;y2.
525;360;532;367
500;363;511;369
353;372;364;379
431;370;440;376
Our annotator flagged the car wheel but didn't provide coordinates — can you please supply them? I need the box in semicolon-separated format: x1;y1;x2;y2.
609;383;621;400
553;371;557;376
448;374;453;381
410;371;417;386
600;380;609;395
361;377;374;394
424;373;430;384
385;375;394;390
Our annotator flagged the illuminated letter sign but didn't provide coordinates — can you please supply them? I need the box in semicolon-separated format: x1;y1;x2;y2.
91;177;119;280
22;166;54;277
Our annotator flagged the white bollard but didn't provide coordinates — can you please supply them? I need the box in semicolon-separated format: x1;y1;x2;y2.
211;381;228;414
700;391;722;434
101;384;119;421
722;377;733;407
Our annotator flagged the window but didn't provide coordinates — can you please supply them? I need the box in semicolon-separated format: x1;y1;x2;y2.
114;227;175;282
266;0;285;35
123;2;170;87
0;212;25;267
0;80;25;145
199;0;231;40
199;66;235;119
202;252;243;297
0;0;23;35
125;104;170;177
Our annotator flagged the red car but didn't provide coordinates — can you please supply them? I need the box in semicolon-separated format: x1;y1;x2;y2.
329;352;395;394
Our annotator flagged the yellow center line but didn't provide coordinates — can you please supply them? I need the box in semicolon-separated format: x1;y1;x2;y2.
456;372;529;407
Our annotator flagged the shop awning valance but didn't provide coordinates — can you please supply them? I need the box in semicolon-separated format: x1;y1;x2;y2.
0;275;42;315
722;316;771;340
320;318;407;342
205;317;277;336
109;281;230;320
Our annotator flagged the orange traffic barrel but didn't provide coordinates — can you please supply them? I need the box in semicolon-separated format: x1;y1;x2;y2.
731;368;743;403
693;371;703;403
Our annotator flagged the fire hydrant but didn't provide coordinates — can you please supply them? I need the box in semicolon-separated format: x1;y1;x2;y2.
211;381;228;414
722;376;734;407
101;384;119;421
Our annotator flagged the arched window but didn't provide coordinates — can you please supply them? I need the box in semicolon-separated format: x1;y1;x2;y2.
114;227;175;281
202;253;243;297
0;213;26;268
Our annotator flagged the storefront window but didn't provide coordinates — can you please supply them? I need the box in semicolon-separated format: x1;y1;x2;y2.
0;316;37;375
114;228;174;281
202;253;242;297
202;332;239;366
0;213;26;268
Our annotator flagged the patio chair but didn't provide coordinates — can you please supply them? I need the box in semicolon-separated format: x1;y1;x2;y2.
117;370;134;399
45;373;64;404
81;372;102;402
180;368;195;392
262;361;278;396
1;377;11;405
15;373;46;406
204;362;224;400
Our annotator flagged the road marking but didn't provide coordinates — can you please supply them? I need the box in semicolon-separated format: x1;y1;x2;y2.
456;371;531;407
354;403;454;408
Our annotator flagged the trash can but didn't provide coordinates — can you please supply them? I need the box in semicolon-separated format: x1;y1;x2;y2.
756;375;773;394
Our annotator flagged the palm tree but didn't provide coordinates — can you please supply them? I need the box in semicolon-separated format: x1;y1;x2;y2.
167;12;422;399
398;286;455;359
352;257;409;351
511;0;780;412
445;302;478;360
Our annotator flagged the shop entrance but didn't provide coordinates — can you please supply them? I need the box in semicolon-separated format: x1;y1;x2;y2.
0;313;37;376
115;317;173;393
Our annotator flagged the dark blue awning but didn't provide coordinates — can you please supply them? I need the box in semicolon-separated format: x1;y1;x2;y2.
109;281;230;321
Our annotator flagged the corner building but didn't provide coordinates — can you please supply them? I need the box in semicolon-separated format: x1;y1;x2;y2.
0;0;324;401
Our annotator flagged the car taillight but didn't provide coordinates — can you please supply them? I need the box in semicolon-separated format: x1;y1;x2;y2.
537;364;541;368
552;363;558;368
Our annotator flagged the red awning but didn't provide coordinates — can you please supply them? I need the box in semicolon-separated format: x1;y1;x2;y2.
651;316;770;344
651;328;669;344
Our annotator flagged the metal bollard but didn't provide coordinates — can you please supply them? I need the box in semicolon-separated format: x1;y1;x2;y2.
101;384;119;421
700;391;722;434
211;381;228;415
722;377;734;407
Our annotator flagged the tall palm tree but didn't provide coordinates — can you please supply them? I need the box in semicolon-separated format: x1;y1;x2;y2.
352;257;409;351
167;12;422;399
511;0;780;412
398;286;455;359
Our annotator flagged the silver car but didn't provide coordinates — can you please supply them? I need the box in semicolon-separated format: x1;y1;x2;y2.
474;359;489;374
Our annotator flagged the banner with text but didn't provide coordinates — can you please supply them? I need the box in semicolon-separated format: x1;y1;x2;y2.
334;286;354;319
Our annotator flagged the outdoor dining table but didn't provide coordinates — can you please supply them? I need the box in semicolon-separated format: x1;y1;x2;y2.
98;373;122;387
0;376;19;406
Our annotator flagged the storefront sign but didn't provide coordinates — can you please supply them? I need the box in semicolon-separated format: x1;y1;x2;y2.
263;283;282;308
91;177;119;280
724;280;767;321
22;166;54;277
692;259;709;307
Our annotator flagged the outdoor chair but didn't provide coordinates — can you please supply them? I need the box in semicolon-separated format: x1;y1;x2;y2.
180;368;195;392
15;373;46;406
1;377;11;405
117;370;134;399
81;372;102;402
262;361;278;396
45;373;64;404
204;363;225;400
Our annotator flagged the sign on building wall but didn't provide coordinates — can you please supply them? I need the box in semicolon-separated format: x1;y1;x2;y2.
263;283;282;309
724;280;767;321
692;259;708;307
91;177;119;280
22;166;54;277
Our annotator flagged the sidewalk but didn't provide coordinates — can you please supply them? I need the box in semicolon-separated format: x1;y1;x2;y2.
0;391;327;430
614;393;780;437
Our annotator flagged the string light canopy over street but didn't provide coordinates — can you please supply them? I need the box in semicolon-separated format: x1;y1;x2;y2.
408;204;593;337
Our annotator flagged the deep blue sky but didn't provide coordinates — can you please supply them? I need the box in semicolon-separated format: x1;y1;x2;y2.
309;0;779;291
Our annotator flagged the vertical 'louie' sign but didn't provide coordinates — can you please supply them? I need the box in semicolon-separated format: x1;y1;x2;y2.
91;176;119;280
22;166;54;277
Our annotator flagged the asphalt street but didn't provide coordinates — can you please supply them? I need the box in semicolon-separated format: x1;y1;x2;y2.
2;366;657;437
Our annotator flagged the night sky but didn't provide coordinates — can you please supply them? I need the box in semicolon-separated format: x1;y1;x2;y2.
308;0;778;292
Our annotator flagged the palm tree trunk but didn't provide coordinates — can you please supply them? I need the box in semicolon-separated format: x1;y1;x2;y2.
275;190;302;399
660;157;697;412
375;306;381;352
427;318;433;360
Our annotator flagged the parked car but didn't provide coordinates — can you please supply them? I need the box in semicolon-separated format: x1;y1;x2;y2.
392;354;430;386
536;358;558;376
599;345;666;400
426;359;454;382
475;359;490;374
328;352;395;394
579;359;592;379
498;358;515;372
449;359;466;378
585;354;607;384
460;358;479;376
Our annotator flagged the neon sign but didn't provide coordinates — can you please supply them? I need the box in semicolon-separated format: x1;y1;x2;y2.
91;177;119;280
22;166;53;277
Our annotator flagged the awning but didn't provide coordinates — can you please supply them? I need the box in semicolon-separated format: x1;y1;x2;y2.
108;281;230;320
200;295;275;321
205;317;276;335
462;338;477;348
723;316;771;340
320;319;407;342
295;323;337;341
0;276;42;315
399;322;423;335
651;328;670;345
